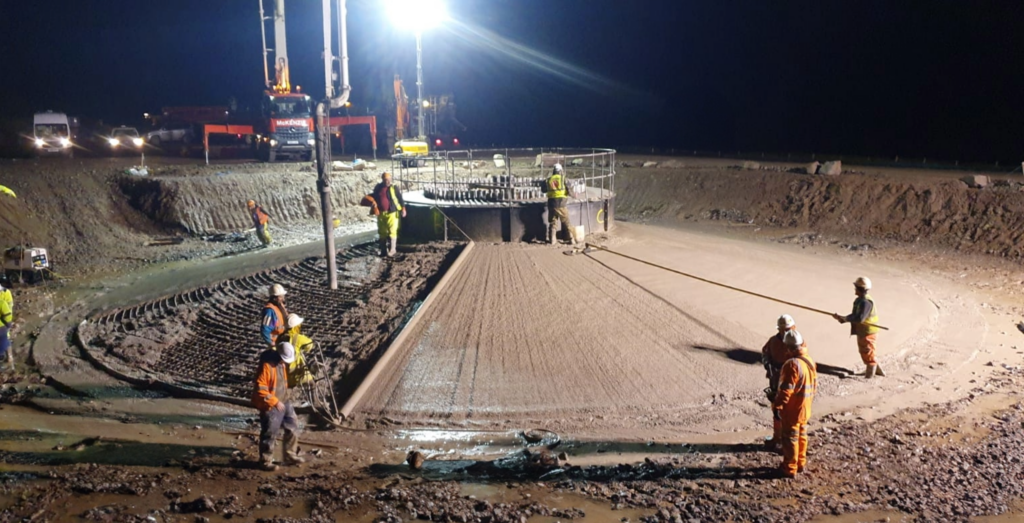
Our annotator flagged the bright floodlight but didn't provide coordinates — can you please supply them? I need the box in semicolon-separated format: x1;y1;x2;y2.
386;0;446;31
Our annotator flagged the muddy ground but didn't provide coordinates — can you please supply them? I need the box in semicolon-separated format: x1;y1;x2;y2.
2;155;1024;521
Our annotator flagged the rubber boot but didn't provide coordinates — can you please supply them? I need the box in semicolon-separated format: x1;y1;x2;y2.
874;365;886;377
379;239;389;258
548;225;557;245
388;237;398;257
5;350;13;373
283;432;305;465
862;365;876;379
259;454;279;471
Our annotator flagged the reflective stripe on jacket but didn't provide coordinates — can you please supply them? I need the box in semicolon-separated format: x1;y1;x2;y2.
773;351;817;426
251;206;270;226
373;183;404;213
847;294;880;336
546;173;567;199
261;303;285;345
252;349;288;412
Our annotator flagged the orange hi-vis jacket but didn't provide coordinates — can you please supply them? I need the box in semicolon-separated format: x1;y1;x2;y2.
251;206;270;226
252;349;288;412
772;350;817;425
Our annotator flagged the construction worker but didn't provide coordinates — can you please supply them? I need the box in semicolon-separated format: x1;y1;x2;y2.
371;172;405;257
761;314;803;450
278;313;314;389
546;163;577;246
832;276;886;378
252;341;304;471
247;200;272;247
261;284;289;346
772;330;817;478
0;283;12;372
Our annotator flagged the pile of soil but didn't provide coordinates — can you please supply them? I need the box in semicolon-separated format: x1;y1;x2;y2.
615;162;1024;258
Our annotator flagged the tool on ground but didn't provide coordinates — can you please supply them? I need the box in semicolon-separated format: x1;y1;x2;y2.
583;243;890;331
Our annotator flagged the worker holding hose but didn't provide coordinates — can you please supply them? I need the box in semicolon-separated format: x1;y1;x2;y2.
279;313;314;389
546;164;578;246
762;314;803;450
247;200;272;247
372;172;406;257
832;276;886;378
773;330;817;478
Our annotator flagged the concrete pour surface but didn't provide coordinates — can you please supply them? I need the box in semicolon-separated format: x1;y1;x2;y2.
357;222;988;439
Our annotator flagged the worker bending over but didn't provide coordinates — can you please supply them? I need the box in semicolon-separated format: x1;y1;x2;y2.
761;314;803;450
247;200;273;247
772;330;817;478
252;341;304;471
546;163;578;246
0;283;12;371
833;276;886;378
261;284;289;347
372;172;406;257
278;313;314;389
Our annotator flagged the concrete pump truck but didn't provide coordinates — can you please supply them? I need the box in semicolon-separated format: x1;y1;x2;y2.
253;0;316;162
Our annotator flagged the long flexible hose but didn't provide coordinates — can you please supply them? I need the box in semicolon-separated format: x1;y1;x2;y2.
584;243;889;331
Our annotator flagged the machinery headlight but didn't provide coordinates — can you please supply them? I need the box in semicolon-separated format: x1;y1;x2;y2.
34;138;45;147
269;139;278;147
307;138;315;146
132;137;144;147
108;138;120;147
59;137;71;147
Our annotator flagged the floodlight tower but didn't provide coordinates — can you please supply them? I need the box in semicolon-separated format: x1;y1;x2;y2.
386;0;446;139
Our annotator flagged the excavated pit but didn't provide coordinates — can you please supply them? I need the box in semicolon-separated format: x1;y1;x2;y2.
76;242;464;407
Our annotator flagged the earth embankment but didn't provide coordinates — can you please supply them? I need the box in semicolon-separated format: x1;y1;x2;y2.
616;163;1024;257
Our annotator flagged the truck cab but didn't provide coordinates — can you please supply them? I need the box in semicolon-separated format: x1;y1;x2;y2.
32;112;73;157
255;91;315;162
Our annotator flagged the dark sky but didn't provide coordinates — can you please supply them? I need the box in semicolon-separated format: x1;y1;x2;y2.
3;0;1023;163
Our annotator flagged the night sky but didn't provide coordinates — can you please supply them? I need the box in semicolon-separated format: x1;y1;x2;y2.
3;0;1023;163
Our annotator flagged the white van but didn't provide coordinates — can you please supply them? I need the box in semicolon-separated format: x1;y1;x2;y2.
32;111;73;157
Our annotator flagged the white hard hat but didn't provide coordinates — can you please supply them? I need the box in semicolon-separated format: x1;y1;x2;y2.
553;163;563;173
777;314;795;330
277;341;296;364
270;284;287;297
287;313;304;329
783;330;803;348
854;276;872;290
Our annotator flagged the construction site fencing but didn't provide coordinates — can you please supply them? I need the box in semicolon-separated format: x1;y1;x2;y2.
389;147;616;204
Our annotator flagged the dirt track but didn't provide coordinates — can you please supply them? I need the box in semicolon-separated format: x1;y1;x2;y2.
356;222;992;437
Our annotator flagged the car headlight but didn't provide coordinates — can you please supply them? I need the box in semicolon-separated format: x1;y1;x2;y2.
269;139;278;147
307;138;315;146
60;137;71;147
132;137;144;147
34;138;45;148
108;138;120;147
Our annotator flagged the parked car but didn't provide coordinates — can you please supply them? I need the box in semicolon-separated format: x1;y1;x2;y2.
145;123;194;146
31;111;73;158
105;127;144;155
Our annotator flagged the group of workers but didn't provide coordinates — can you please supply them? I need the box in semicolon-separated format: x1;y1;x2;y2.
253;283;317;471
762;275;884;478
250;163;581;255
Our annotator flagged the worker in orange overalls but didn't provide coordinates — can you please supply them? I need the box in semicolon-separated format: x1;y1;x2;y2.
772;330;817;478
247;200;272;247
833;276;886;378
761;313;803;450
261;284;289;347
252;341;304;471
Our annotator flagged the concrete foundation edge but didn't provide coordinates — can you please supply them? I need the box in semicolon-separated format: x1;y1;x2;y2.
339;241;476;418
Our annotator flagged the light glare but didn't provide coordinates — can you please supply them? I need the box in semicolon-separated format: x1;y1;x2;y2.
386;0;446;31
